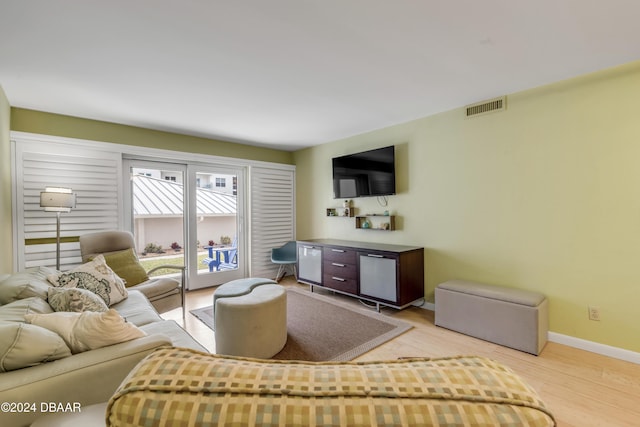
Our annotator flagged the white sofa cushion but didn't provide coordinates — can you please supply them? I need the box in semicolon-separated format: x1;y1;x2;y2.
0;267;55;304
0;296;70;372
0;297;54;322
0;322;72;372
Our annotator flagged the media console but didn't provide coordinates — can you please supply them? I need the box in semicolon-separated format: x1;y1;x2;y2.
296;239;424;311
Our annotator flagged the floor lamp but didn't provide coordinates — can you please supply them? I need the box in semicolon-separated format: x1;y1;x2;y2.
40;187;76;270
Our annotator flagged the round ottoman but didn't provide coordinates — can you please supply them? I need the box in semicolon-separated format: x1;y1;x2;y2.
214;284;287;359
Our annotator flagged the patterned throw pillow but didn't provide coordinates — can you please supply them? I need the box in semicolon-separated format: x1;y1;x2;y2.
47;255;128;306
48;287;109;313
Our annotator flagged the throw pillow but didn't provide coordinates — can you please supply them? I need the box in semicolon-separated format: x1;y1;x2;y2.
101;248;149;287
25;309;146;354
47;255;128;306
48;287;109;313
0;322;72;372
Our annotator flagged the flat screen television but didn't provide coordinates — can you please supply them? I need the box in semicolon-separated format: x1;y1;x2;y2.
332;145;395;199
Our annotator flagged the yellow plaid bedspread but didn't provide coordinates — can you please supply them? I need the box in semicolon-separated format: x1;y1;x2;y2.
107;347;555;426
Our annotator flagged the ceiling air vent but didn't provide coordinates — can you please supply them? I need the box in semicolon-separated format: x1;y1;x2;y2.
465;96;506;117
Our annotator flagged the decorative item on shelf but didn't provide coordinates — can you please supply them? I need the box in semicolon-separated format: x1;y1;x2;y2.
327;206;354;217
40;187;77;270
356;215;396;231
343;200;351;216
384;210;389;216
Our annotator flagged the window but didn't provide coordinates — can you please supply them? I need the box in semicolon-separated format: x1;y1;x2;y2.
11;131;295;280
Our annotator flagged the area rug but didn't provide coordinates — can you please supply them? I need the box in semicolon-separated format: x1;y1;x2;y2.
190;287;412;361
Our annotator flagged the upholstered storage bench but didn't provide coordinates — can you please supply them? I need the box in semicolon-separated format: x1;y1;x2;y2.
435;280;548;355
105;347;555;426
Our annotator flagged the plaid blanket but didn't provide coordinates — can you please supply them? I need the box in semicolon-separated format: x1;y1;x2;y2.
107;347;555;426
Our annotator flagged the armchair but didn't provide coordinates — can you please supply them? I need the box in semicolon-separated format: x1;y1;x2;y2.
79;231;185;319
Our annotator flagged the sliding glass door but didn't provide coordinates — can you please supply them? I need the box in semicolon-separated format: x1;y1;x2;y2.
187;164;244;289
125;160;187;285
124;160;245;290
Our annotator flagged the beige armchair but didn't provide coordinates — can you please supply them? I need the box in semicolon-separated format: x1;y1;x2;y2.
79;230;185;319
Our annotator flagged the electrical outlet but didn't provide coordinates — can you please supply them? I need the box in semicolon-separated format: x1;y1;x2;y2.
588;306;601;321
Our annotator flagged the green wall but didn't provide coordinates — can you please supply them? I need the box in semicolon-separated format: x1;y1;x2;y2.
293;61;640;353
0;86;12;275
11;108;294;165
1;106;293;273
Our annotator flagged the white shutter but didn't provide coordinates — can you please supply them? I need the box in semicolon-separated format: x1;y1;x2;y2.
13;139;122;270
249;166;295;278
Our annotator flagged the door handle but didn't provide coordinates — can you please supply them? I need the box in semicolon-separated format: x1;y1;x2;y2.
331;277;346;282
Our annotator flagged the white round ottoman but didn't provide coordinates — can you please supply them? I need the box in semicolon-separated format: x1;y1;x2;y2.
214;284;287;359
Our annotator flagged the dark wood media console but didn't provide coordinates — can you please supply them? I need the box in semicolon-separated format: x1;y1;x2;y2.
296;239;424;311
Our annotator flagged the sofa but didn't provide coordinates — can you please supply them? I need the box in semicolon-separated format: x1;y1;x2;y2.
0;267;206;427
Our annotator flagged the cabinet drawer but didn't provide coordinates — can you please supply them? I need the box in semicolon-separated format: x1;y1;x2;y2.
323;274;358;294
323;261;357;279
323;247;357;264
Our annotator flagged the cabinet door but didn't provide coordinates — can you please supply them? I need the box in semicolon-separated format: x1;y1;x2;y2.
359;253;397;302
297;244;322;284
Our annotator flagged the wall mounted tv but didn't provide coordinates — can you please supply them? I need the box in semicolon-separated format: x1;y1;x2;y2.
332;145;396;199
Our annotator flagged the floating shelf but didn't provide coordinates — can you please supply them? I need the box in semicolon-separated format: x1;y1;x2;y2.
326;207;355;217
355;215;396;231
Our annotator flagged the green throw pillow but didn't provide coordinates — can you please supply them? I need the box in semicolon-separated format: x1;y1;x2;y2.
103;248;149;287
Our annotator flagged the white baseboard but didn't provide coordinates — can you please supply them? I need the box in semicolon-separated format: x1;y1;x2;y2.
547;332;640;365
412;300;435;311
422;302;435;311
419;304;640;364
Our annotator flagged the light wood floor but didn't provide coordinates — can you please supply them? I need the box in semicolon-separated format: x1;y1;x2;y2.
163;276;640;427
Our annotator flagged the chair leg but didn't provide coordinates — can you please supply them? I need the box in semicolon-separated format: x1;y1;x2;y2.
275;265;285;282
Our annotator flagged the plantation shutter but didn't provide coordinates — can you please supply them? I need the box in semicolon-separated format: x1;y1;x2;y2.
249;166;295;278
13;138;122;270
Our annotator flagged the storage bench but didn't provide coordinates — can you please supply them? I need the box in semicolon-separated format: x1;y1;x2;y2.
435;280;548;355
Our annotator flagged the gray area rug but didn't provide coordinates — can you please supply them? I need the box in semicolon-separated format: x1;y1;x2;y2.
190;287;412;361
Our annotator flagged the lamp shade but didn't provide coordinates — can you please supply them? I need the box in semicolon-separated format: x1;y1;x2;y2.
40;187;76;212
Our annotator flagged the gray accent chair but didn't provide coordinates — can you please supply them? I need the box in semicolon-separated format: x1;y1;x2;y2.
271;241;297;281
79;230;185;319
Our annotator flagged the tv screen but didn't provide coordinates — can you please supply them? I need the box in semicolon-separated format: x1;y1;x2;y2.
332;146;395;198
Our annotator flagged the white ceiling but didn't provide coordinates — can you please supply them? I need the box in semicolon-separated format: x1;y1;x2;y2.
1;1;639;152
